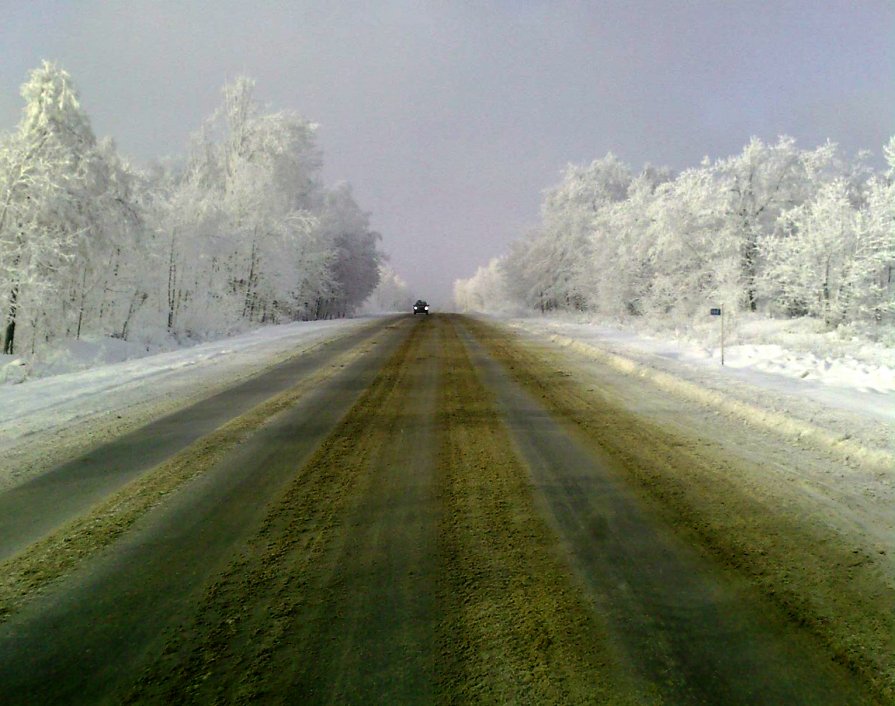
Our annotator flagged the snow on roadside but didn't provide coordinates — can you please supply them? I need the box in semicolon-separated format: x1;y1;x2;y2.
497;314;894;470
0;317;375;455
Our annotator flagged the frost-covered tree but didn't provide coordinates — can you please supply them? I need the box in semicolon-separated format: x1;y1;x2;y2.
148;75;384;334
643;164;740;318
454;257;511;313
763;177;893;326
884;136;895;181
196;76;323;327
1;65;387;364
153;76;335;336
461;135;892;333
149;161;226;337
583;166;672;316
363;263;413;313
763;180;855;324
313;183;381;318
717;136;838;311
503;154;633;312
502;228;563;312
855;175;895;323
0;62;141;354
79;138;148;341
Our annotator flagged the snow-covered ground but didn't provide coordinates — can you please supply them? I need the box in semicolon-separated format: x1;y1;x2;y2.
0;317;376;491
499;313;894;469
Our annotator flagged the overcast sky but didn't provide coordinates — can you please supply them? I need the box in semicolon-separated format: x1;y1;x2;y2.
2;1;893;306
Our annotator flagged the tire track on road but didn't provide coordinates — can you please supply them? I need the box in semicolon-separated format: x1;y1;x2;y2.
435;316;646;704
0;318;398;561
283;316;441;703
0;320;404;623
125;316;431;703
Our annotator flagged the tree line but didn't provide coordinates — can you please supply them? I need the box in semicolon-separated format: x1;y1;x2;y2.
0;62;385;357
456;137;894;333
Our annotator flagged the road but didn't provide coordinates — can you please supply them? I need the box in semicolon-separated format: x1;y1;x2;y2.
0;315;884;704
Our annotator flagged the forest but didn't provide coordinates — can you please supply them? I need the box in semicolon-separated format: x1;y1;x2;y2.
456;137;895;338
0;62;398;359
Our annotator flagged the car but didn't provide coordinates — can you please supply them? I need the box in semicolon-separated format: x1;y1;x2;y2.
413;300;430;315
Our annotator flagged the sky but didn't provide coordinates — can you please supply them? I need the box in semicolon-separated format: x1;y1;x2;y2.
1;1;893;307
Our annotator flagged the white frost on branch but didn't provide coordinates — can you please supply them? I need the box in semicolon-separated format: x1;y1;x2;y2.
0;65;386;364
458;137;895;339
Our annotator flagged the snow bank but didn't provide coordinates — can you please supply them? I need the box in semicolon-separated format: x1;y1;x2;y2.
0;318;374;449
721;343;894;395
499;314;894;471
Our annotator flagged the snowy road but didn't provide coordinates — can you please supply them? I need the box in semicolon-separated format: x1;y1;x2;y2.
0;320;389;561
0;315;888;703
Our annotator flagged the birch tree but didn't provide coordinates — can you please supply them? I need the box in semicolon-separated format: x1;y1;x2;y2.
453;257;511;313
0;62;133;354
313;184;381;318
717;136;837;311
364;263;413;313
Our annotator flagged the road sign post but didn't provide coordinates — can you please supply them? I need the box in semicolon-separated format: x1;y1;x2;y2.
710;306;724;365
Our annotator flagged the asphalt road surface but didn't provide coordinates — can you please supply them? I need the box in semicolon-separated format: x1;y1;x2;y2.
0;315;882;704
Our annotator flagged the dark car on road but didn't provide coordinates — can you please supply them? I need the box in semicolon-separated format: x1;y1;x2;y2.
413;300;430;315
